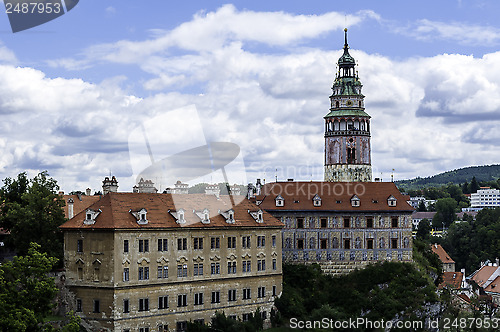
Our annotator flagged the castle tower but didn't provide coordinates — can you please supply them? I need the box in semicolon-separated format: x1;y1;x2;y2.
324;29;372;182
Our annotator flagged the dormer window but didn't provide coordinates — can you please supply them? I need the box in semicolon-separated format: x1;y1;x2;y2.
194;208;210;224
351;195;360;207
387;195;397;207
84;209;101;225
275;194;284;207
130;208;148;225
312;194;321;207
229;210;234;222
170;209;186;224
220;209;235;224
249;209;264;223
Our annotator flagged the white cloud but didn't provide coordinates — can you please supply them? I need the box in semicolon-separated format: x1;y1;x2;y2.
398;19;500;46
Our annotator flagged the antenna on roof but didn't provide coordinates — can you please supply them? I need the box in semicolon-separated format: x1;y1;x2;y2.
275;168;277;182
391;169;395;182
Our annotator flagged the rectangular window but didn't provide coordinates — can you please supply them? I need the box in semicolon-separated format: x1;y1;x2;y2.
297;239;304;249
344;239;350;249
272;235;276;247
158;296;168;310
158;266;168;279
78;267;83;280
123;239;129;253
258;286;266;298
211;263;220;275
228;289;236;302
227;261;236;274
193;237;203;250
343;218;350;228
123;299;129;313
391;217;398;228
177;238;187;250
227;236;236;249
391;238;398;249
76;299;82;312
194;263;203;276
138;267;149;280
242;260;251;273
321;218;327;228
242;236;251;248
177;294;187;307
177;264;188;278
123;268;129;281
139;239;149;252
210;237;220;249
139;298;149;311
272;259;277;270
93;299;100;313
139;328;149;332
257;259;266;271
176;322;187;332
77;239;83;253
158;238;168;251
257;236;266;248
211;291;220;304
242;314;251;321
366;218;373;228
297;218;304;228
320;239;327;249
367;239;374;249
194;293;203;306
243;288;251;300
272;285;277;297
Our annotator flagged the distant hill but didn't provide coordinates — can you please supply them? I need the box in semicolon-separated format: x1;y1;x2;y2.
396;164;500;190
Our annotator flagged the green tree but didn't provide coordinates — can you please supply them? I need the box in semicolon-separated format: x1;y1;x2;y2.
0;171;66;263
416;219;431;241
433;198;457;229
470;176;480;193
0;243;58;331
417;200;427;212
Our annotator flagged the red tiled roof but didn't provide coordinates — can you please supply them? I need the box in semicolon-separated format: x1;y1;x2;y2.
484;276;500;294
258;182;414;212
62;194;101;219
438;272;463;289
431;244;455;264
60;193;282;230
471;266;500;288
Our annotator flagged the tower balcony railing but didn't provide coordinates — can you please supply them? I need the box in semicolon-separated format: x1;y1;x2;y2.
325;129;370;137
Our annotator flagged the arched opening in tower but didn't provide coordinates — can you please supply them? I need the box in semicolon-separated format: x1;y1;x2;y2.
347;147;356;164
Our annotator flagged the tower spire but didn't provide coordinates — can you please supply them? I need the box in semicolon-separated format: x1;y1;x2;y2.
344;28;348;50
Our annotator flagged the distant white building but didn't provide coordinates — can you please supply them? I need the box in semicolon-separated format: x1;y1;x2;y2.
470;187;500;209
409;196;436;209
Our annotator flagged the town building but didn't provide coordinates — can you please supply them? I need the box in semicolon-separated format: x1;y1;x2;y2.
470;187;500;209
257;181;414;275
133;178;158;194
408;196;436;210
324;29;372;182
431;243;455;272
468;260;500;306
60;188;283;331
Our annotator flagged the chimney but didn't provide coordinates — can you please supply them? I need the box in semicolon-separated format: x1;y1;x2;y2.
86;188;91;196
67;198;74;219
205;184;220;198
256;179;262;196
102;176;119;195
496;258;499;266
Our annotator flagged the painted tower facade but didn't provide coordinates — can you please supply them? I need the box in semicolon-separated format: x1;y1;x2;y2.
324;29;372;182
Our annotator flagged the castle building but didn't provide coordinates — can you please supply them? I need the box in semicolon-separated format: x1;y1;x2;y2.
257;181;413;275
60;192;282;331
254;30;413;275
324;29;372;182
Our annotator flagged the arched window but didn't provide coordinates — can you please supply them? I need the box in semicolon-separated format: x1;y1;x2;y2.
336;101;340;108
347;148;356;163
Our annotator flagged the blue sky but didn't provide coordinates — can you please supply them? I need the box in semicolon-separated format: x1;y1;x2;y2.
0;0;500;193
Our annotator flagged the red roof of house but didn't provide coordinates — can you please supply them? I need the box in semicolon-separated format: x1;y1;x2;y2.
438;272;463;289
471;265;500;288
62;194;100;219
484;276;500;294
431;244;455;264
60;192;282;230
258;182;413;212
